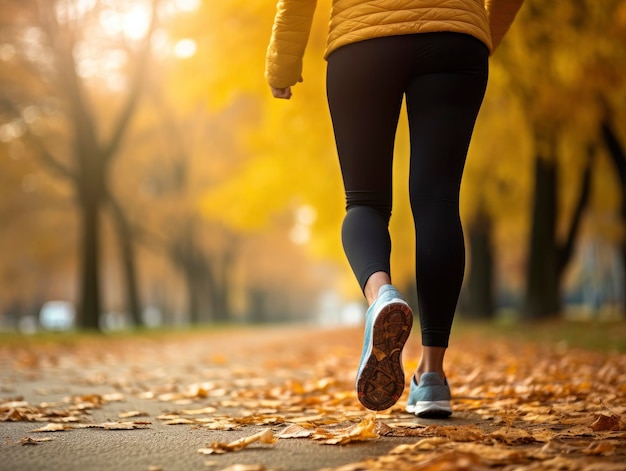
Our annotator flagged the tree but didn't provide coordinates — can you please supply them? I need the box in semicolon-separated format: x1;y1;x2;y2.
492;0;614;318
0;0;159;330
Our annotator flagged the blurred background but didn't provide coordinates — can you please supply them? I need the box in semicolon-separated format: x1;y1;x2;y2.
1;0;625;333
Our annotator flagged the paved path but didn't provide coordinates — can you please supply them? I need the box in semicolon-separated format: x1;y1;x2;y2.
0;325;470;471
2;324;625;471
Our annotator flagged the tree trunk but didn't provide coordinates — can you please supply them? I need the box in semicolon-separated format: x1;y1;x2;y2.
524;137;594;320
77;191;102;330
210;250;232;323
108;196;143;327
463;208;495;319
525;152;560;319
600;118;626;314
186;268;201;325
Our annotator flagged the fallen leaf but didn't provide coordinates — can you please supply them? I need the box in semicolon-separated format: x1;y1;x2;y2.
20;436;53;445
318;415;378;445
102;393;125;402
583;440;617;456
422;424;486;442
201;419;241;431
276;424;314;439
198;429;276;455
390;437;450;453
179;406;217;415
489;426;536;444
30;423;73;432
218;465;266;471
161;418;197;425
374;421;393;436
75;421;150;430
589;413;623;431
456;443;527;463
118;411;149;419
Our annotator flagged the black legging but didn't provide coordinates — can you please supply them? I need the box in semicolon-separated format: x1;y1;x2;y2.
326;32;489;348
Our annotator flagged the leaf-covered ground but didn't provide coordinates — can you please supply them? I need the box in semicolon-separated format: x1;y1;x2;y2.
1;322;625;471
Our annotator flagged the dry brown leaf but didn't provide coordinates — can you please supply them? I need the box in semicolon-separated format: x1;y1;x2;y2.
178;406;217;415
489;426;536;444
581;464;626;471
74;421;150;430
422;424;485;442
289;414;325;424
589;413;623;431
69;394;104;406
0;407;29;422
102;393;125;402
318;415;378;445
201;419;241;431
374;421;393;436
118;411;149;419
583;440;617;456
197;429;276;455
218;465;265;471
161;418;197;425
390;437;450;453
276;424;314;439
396;450;486;471
0;401;29;409
20;436;53;445
30;423;73;432
157;414;180;420
456;443;527;463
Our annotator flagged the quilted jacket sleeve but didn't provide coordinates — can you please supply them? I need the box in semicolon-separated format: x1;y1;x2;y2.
485;0;525;52
265;0;318;88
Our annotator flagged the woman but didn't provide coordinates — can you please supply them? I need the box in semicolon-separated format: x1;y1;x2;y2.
265;0;524;416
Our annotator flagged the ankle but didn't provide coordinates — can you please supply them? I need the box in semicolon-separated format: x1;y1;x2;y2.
414;370;446;384
364;272;392;305
415;345;447;383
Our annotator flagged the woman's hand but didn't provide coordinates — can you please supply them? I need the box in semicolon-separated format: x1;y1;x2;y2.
271;86;292;99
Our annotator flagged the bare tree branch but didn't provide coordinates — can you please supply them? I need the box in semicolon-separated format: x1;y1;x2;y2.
102;0;160;164
1;97;76;181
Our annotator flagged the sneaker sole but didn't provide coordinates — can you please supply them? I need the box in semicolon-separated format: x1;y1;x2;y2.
411;400;452;418
357;301;413;411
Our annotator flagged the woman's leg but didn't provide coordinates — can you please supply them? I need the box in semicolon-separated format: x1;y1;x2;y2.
327;36;415;410
405;33;489;380
326;36;411;294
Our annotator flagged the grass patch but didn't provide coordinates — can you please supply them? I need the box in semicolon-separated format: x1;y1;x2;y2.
454;318;626;353
0;323;261;350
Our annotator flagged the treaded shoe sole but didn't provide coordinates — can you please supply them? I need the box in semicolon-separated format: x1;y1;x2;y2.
412;401;452;418
357;302;413;411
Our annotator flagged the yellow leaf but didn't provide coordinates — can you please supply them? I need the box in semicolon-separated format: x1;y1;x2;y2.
318;415;379;445
198;429;276;455
276;424;314;439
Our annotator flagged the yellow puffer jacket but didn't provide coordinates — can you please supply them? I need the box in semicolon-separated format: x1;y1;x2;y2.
265;0;524;89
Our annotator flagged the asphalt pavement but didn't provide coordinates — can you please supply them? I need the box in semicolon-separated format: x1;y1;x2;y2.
0;325;468;471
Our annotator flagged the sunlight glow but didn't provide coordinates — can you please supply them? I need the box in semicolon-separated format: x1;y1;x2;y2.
289;225;310;245
296;205;317;225
174;38;197;58
174;0;201;12
99;5;151;40
122;6;151;40
289;205;317;245
56;0;97;23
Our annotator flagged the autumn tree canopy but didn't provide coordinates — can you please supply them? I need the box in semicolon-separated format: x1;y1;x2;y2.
1;0;625;330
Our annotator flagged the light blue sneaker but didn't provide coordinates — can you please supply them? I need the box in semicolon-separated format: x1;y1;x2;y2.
406;372;452;417
356;284;413;411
